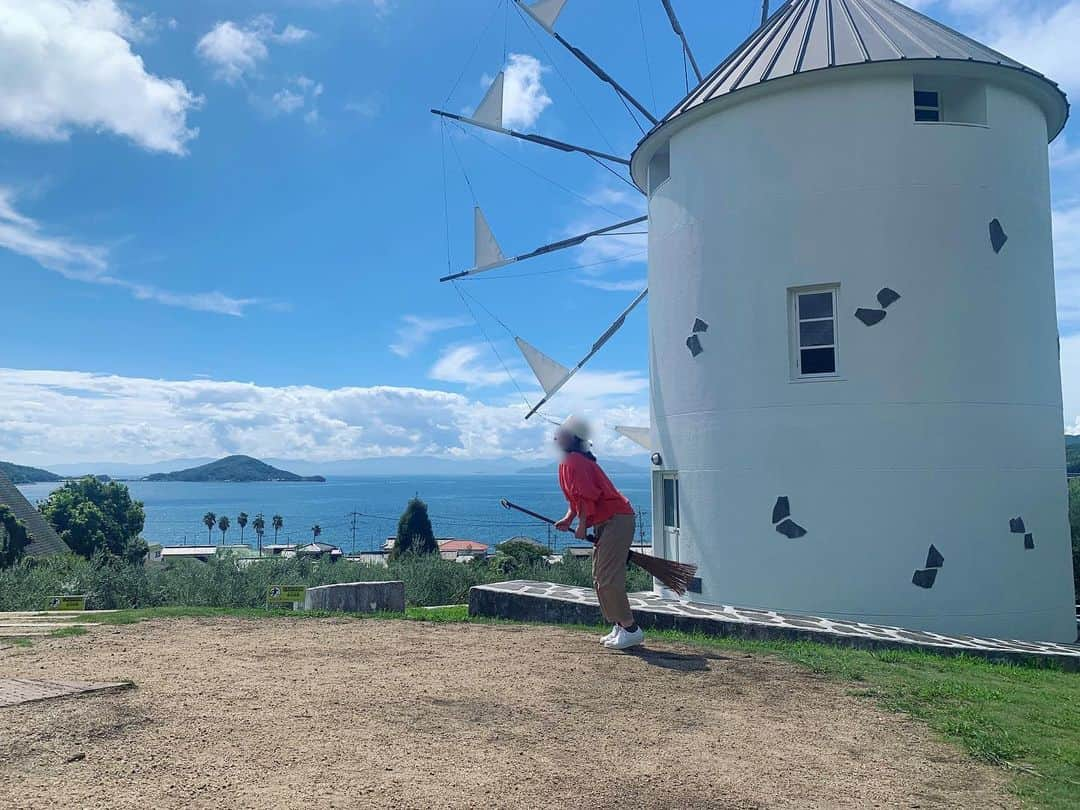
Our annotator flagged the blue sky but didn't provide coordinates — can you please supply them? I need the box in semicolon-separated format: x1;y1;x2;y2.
1;0;1079;466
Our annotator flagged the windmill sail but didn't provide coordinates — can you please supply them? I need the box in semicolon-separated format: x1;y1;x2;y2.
473;72;504;128
523;288;649;420
520;0;568;32
474;207;509;272
614;425;652;450
516;338;571;395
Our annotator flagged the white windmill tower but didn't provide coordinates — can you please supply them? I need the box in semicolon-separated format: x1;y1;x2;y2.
436;0;1076;642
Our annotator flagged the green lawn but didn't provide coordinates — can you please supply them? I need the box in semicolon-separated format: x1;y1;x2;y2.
16;605;1080;808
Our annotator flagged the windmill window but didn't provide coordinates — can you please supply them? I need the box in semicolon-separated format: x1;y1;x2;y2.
913;77;987;126
790;286;839;379
914;90;940;122
649;147;670;194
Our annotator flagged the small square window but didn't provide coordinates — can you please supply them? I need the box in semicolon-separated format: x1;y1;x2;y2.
914;89;941;122
791;286;839;379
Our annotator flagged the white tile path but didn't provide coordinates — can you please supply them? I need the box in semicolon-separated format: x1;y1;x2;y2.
471;580;1080;670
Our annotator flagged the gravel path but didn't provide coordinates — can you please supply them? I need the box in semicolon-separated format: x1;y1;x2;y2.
0;617;1012;809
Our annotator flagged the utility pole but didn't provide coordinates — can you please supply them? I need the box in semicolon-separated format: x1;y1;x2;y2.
761;1;770;26
345;509;361;554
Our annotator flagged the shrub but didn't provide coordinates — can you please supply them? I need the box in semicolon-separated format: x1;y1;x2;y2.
0;551;655;611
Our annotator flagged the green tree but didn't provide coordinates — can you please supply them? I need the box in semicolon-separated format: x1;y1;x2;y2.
218;515;230;544
253;513;266;554
272;514;283;543
0;505;30;568
311;524;322;541
203;512;216;543
237;512;249;544
392;497;437;559
40;478;146;561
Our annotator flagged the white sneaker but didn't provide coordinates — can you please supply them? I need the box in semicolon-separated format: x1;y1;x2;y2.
600;624;619;645
604;626;645;650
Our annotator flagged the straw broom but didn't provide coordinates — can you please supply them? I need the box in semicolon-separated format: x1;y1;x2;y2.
499;499;699;595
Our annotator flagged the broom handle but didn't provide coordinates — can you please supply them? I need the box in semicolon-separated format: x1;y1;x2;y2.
500;499;597;544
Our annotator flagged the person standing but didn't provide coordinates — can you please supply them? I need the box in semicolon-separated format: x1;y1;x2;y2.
553;415;644;650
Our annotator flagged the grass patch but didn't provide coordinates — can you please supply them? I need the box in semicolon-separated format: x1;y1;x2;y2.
0;636;33;648
48;625;88;638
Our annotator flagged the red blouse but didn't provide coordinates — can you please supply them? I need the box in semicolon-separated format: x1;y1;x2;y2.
558;452;634;528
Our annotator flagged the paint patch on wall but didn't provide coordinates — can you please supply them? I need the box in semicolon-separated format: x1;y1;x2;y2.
855;308;887;326
989;218;1008;253
775;519;807;539
913;543;944;589
692;318;709;333
1024;533;1035;550
770;495;806;538
912;568;938;589
771;496;791;524
1009;516;1026;534
686;334;703;357
877;288;901;309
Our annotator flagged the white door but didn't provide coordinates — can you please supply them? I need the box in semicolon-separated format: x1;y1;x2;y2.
658;472;680;561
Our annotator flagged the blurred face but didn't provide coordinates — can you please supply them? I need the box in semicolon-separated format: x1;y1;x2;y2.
554;429;575;453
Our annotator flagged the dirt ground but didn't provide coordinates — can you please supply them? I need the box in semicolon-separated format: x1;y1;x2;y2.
0;618;1012;809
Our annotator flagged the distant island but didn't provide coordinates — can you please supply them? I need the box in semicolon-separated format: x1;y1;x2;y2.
0;461;63;484
517;458;647;475
145;455;326;483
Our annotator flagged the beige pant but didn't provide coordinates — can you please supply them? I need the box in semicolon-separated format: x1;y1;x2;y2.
592;513;636;626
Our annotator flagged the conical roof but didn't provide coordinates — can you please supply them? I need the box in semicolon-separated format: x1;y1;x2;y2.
659;0;1068;133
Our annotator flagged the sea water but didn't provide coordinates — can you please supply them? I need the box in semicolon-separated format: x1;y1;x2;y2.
17;473;652;553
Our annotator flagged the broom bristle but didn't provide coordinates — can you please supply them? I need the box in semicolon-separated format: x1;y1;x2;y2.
628;550;698;596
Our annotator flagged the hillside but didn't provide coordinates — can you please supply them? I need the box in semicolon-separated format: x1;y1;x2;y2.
0;461;63;484
145;455;326;483
517;458;648;475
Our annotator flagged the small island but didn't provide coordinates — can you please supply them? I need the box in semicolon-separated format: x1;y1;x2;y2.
144;455;326;483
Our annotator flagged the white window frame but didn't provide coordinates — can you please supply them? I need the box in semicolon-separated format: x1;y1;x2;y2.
789;285;840;380
914;88;941;122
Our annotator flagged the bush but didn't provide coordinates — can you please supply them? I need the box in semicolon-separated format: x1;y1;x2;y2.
0;551;656;611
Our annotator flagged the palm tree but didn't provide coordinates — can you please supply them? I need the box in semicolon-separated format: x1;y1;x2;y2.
218;515;230;545
272;514;283;544
203;512;216;543
237;512;248;544
253;513;266;555
311;524;321;541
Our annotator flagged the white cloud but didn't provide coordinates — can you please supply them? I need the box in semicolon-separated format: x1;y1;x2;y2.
1051;135;1080;172
344;98;381;119
196;16;313;85
1055;200;1080;329
429;344;514;387
560;186;648;292
492;53;552;130
272;89;306;114
0;367;648;465
389;315;469;357
1060;332;1080;432
0;186;257;316
0;0;199;155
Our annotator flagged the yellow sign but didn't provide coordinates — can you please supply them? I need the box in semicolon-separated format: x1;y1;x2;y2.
267;586;306;606
48;595;87;611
